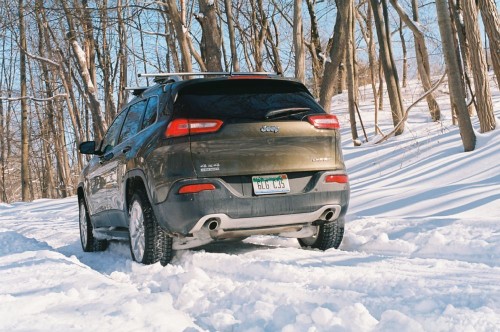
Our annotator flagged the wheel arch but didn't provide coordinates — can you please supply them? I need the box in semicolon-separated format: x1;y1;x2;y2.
124;170;152;215
77;184;87;208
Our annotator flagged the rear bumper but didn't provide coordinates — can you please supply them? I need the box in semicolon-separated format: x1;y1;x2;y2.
153;171;349;236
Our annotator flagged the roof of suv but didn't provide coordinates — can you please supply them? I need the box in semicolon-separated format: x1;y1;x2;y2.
130;72;311;98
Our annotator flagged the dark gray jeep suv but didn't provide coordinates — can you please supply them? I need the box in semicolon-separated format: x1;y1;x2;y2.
77;73;350;265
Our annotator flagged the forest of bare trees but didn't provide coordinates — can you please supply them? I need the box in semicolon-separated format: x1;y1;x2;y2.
0;0;498;202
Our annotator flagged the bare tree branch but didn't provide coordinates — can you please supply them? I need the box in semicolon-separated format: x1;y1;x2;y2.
375;71;448;144
0;93;68;102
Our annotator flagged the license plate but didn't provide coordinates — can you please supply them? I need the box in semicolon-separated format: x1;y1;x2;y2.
252;174;290;195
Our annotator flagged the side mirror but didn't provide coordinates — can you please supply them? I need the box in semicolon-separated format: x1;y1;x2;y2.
79;141;98;155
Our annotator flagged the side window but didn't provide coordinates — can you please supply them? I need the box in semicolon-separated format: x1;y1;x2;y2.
119;100;147;143
101;108;128;154
142;96;158;130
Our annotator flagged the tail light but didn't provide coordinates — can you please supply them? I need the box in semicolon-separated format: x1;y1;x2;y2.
178;183;216;194
308;114;340;129
325;174;349;184
166;118;223;138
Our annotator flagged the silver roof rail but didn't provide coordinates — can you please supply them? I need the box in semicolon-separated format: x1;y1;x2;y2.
138;72;280;82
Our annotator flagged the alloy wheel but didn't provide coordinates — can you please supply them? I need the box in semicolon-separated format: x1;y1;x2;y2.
129;200;146;262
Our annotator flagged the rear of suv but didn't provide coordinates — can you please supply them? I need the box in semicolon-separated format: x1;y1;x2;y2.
77;73;350;266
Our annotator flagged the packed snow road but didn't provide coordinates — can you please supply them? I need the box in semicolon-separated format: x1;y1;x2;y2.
1;197;499;331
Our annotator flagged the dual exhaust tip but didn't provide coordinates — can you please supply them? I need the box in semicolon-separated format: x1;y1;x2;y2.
205;208;335;233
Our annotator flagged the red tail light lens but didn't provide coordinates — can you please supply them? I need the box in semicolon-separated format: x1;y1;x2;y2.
308;114;340;129
178;183;216;194
325;174;349;183
166;118;223;138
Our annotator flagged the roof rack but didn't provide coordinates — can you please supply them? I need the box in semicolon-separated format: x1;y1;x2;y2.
124;86;149;96
138;72;280;83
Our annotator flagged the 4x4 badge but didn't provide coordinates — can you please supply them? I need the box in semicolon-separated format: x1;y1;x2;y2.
260;125;279;133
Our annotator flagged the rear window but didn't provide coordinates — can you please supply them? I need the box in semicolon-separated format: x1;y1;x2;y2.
174;80;324;121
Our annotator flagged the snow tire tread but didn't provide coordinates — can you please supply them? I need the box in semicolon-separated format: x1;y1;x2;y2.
79;197;108;252
130;190;174;266
298;219;344;250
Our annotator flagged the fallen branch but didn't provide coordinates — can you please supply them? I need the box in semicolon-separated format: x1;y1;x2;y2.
375;71;448;144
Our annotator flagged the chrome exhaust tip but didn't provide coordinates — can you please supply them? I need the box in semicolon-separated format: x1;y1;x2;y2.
207;219;220;231
320;209;335;221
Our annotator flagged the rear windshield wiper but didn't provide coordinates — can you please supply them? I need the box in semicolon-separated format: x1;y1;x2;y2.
265;107;311;120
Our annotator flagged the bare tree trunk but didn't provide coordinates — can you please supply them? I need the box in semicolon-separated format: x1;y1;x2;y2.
390;0;441;121
435;0;476;151
81;0;96;87
251;0;269;72
163;0;193;72
224;0;240;71
265;16;284;74
293;0;305;82
0;92;6;201
478;0;500;85
0;25;7;201
319;0;350;111
370;0;405;134
399;18;407;88
117;0;128;113
33;101;56;198
357;1;380;134
197;0;223;71
378;61;384;112
162;14;181;71
346;1;360;145
34;3;59;197
60;0;106;141
462;0;496;132
337;51;347;94
19;0;30;201
449;0;475;119
37;2;84;174
55;101;72;196
306;0;324;95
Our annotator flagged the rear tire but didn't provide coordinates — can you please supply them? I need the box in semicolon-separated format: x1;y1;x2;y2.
128;190;173;266
79;197;108;252
298;218;344;250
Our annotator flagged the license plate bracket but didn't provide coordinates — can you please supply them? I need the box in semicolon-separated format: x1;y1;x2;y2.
252;174;291;195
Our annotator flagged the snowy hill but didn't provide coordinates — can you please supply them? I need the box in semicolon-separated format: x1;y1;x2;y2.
0;80;499;331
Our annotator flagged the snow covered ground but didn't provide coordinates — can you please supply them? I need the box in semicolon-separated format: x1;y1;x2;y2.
1;79;499;331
